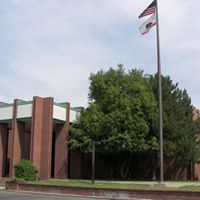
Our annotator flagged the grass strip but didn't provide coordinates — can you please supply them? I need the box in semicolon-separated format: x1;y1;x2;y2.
30;179;152;190
27;179;200;191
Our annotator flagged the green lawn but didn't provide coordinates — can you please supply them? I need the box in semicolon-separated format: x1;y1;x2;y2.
27;179;200;191
177;186;200;191
31;179;152;190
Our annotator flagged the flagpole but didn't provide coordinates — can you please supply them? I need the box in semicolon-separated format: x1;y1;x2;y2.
155;0;164;183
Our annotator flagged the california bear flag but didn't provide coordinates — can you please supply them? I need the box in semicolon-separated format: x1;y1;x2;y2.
139;13;156;35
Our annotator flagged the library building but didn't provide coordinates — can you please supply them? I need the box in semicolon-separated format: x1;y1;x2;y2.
0;96;82;180
1;96;200;181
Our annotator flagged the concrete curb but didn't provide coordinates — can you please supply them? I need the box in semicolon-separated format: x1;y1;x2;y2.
0;186;5;190
6;190;150;200
6;182;200;200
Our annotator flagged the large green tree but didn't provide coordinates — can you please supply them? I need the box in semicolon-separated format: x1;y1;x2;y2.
70;65;158;178
149;74;200;166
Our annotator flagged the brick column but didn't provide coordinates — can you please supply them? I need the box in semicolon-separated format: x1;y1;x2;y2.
30;97;53;180
0;124;8;177
7;129;13;177
54;103;70;179
10;99;19;177
30;97;43;174
40;98;53;180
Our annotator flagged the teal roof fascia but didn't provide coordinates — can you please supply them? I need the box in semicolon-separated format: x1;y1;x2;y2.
0;102;9;105
53;119;66;123
18;100;33;105
0;119;12;123
0;103;13;108
58;102;68;107
54;102;66;108
71;107;82;112
17;117;32;121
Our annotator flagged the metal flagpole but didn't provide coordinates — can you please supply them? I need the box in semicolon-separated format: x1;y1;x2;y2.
92;140;95;184
155;0;164;183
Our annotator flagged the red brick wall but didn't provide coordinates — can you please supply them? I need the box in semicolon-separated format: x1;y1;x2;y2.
9;99;30;177
1;96;78;180
11;121;26;176
30;97;43;174
30;97;53;180
40;98;53;180
193;107;199;121
164;157;190;180
193;106;200;179
54;102;70;179
10;99;19;177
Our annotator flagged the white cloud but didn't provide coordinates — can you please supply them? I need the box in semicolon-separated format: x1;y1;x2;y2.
0;0;200;108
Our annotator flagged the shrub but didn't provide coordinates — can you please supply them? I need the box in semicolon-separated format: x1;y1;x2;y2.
14;160;38;181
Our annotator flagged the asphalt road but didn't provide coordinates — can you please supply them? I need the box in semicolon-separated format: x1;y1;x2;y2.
0;191;102;200
0;190;150;200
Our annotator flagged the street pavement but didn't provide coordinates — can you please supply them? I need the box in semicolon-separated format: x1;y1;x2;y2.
0;191;98;200
0;191;150;200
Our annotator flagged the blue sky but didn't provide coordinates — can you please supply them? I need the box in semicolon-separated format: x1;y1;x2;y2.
0;0;200;108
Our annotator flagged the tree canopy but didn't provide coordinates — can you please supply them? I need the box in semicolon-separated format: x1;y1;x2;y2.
69;65;200;179
70;65;158;154
149;74;200;164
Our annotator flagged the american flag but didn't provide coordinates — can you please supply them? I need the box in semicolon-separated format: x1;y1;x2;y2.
139;0;156;19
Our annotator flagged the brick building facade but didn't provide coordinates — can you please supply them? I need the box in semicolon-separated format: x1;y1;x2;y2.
0;97;200;181
0;96;81;180
193;107;200;179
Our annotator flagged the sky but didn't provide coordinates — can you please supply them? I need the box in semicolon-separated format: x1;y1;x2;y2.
0;0;200;108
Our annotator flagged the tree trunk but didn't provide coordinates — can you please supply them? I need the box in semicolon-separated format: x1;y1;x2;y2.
151;153;159;181
120;153;132;179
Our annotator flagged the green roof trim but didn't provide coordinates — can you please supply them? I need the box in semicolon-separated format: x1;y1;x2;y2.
17;99;26;103
17;117;32;121
0;103;13;108
53;119;66;123
0;100;32;108
0;119;12;123
54;102;66;108
71;107;82;112
0;102;9;106
59;102;68;107
17;100;33;105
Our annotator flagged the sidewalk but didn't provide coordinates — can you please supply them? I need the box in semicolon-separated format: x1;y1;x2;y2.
0;186;5;190
95;180;200;188
0;177;10;191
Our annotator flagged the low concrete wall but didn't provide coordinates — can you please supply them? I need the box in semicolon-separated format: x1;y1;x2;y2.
0;178;10;186
6;182;200;200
